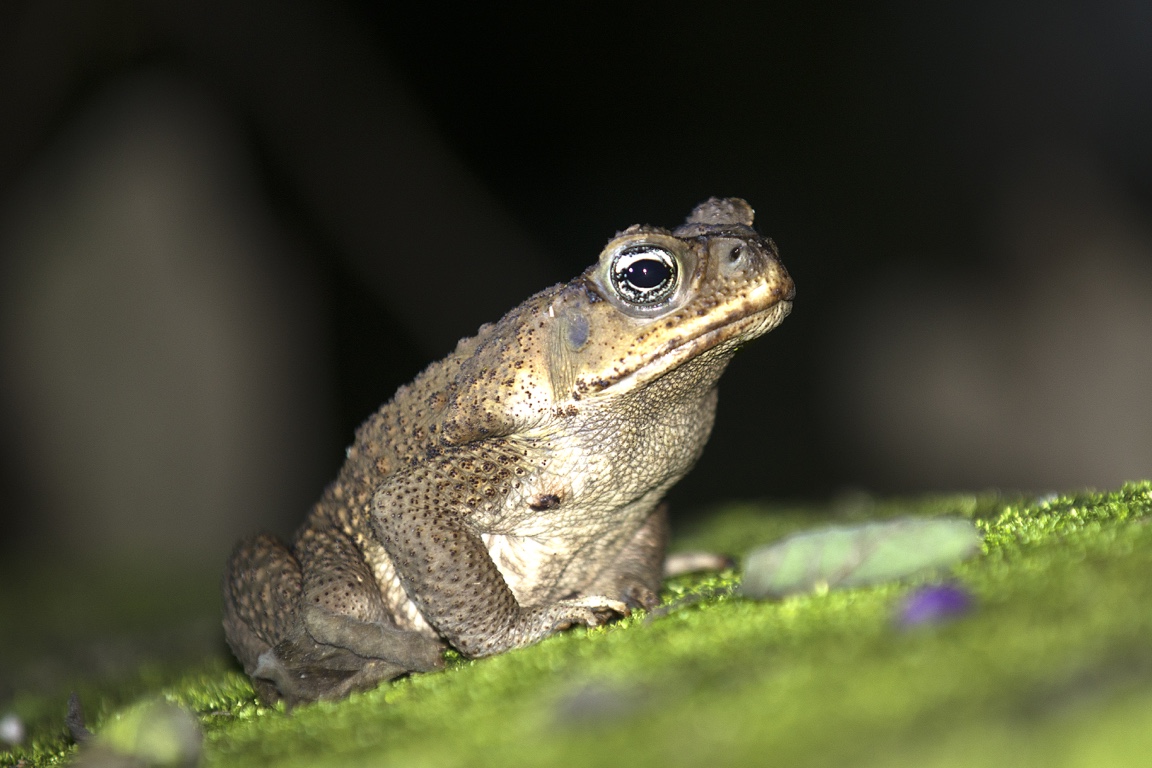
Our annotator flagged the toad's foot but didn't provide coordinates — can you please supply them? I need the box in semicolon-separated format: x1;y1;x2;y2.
251;618;444;707
559;595;631;622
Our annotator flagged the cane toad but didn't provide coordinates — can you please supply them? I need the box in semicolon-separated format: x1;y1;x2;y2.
223;197;794;704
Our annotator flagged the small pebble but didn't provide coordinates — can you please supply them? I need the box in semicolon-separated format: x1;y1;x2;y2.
73;699;203;768
0;713;25;746
553;678;646;727
898;584;973;627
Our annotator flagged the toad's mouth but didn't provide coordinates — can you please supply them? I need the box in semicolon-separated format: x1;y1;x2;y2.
585;296;793;395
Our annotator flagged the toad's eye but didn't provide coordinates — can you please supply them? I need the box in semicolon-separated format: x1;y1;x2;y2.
610;246;679;306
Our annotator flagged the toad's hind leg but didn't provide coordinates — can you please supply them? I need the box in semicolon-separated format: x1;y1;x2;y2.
223;531;445;705
222;533;305;704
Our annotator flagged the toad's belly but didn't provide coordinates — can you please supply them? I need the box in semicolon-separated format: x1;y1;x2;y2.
482;532;576;606
367;532;591;635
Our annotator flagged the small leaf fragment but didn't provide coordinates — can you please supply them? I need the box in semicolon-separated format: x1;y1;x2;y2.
740;517;981;599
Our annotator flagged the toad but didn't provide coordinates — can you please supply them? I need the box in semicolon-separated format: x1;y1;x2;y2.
223;197;794;704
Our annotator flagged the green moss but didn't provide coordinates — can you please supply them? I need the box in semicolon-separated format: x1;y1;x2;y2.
5;483;1152;767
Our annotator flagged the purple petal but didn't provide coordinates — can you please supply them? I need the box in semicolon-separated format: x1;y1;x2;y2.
898;584;973;627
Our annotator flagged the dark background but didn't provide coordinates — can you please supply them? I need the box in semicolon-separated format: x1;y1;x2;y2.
1;0;1150;569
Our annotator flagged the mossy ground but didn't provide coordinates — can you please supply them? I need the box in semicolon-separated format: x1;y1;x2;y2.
4;483;1152;767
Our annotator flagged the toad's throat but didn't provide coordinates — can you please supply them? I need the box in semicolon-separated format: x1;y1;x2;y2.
585;298;792;395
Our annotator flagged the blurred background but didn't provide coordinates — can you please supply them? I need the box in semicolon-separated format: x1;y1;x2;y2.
1;0;1150;571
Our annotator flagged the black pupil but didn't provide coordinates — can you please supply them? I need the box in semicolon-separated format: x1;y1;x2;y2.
624;259;670;289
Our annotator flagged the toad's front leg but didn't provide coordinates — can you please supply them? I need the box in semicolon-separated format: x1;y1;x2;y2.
583;502;669;611
372;464;628;658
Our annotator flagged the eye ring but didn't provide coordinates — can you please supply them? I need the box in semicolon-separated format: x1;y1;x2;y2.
610;245;679;306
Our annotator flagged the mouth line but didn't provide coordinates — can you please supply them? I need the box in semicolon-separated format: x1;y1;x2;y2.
658;297;791;359
594;297;793;393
